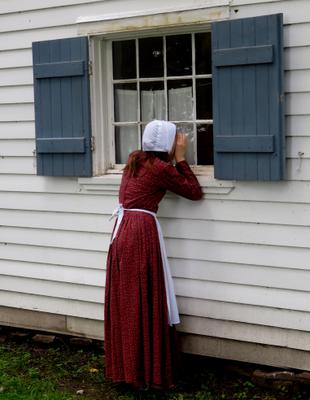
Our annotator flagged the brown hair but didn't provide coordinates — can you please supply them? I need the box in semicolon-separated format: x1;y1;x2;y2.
124;150;169;177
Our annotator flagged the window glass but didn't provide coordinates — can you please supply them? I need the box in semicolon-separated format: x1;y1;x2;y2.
139;37;164;78
114;83;138;122
195;33;212;75
140;81;165;122
168;80;193;121
196;79;212;120
111;31;213;165
176;123;195;164
197;124;213;165
166;34;192;76
112;40;136;79
115;126;139;163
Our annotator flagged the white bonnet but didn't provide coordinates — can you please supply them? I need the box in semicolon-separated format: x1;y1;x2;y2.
142;120;176;152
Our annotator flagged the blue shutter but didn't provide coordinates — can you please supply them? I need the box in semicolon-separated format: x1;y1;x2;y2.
212;14;285;181
32;37;92;177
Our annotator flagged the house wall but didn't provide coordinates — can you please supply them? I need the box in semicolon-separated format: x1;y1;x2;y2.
0;0;310;370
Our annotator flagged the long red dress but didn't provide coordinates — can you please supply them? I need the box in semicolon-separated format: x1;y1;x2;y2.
104;158;202;389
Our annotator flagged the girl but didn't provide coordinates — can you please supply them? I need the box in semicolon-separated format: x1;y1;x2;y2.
104;120;203;389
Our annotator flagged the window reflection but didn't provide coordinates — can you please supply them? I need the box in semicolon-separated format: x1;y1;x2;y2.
139;37;164;78
166;34;192;76
112;40;136;79
195;33;212;75
197;124;213;165
196;79;213;120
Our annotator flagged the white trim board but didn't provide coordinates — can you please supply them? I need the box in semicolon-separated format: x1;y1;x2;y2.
76;1;230;24
77;7;230;36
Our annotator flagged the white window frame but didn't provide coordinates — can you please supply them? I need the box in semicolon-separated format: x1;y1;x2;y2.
82;5;230;178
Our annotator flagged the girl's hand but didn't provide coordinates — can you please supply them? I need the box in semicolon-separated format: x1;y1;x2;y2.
174;133;187;163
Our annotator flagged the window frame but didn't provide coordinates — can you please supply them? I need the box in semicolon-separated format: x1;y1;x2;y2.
89;24;215;177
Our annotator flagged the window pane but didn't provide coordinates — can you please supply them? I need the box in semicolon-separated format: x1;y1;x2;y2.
197;124;213;165
139;37;164;78
114;83;137;122
168;80;193;121
112;40;136;79
175;123;195;164
166;34;192;76
115;125;139;163
140;81;165;122
195;32;211;75
196;79;212;119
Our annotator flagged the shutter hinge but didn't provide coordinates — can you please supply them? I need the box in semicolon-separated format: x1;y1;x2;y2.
279;94;284;103
88;60;93;76
90;136;95;151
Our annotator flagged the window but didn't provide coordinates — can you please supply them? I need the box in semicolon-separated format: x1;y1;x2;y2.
32;14;284;180
110;33;214;166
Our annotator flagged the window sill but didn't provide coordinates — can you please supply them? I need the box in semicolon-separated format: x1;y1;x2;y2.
78;167;235;196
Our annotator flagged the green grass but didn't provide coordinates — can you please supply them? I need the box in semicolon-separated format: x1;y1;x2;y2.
0;339;308;400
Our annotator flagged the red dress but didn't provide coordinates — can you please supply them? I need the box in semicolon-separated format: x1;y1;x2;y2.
104;158;202;389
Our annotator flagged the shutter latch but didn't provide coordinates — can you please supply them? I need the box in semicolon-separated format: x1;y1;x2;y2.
90;136;95;151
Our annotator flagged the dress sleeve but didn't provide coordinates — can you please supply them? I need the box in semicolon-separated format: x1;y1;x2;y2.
160;160;203;200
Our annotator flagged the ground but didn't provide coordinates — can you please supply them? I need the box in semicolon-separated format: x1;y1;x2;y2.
0;327;309;400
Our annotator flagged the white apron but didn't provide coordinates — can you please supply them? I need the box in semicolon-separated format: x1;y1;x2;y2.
110;204;180;326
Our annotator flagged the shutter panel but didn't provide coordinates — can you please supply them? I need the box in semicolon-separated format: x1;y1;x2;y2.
32;37;92;177
211;14;285;181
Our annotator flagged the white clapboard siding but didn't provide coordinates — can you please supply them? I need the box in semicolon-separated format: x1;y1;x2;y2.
283;21;310;47
174;278;310;312
0;226;109;251
286;93;310;116
0;192;117;213
166;239;310;271
0;243;106;269
287;159;310;180
177;297;310;331
160;198;310;225
0;259;106;286
0;104;34;121
4;212;310;251
179;316;310;351
286;70;310;93
286;115;310;136
0;275;103;303
284;46;310;71
170;259;310;291
0;122;35;139
287;136;310;158
0;86;34;104
161;218;310;249
230;0;310;24
0;2;136;33
0;49;33;69
0;0;309;364
0;0;102;14
0;291;104;320
0;175;81;193
0;25;77;52
0;68;33;87
0;210;108;231
284;23;310;48
0;140;35;156
3;199;310;229
0;157;35;174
